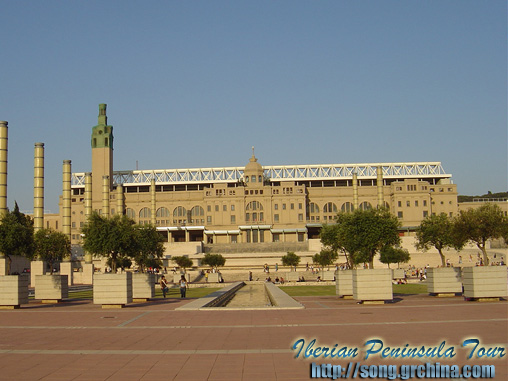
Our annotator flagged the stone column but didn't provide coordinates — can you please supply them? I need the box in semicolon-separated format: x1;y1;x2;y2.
151;179;156;225
377;166;384;208
84;172;92;265
0;121;8;217
31;143;46;285
33;143;44;232
0;121;7;272
352;172;359;210
62;160;72;244
84;172;92;219
61;160;73;285
102;175;110;218
31;143;46;288
116;184;123;215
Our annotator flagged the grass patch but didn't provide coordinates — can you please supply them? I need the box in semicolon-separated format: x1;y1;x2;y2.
279;286;335;296
30;287;223;300
279;283;428;297
392;283;427;294
155;287;221;299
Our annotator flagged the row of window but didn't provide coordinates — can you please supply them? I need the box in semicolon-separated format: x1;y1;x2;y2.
397;211;453;219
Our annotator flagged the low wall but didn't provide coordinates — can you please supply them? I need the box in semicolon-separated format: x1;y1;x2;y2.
204;242;309;254
265;282;304;309
163;242;203;255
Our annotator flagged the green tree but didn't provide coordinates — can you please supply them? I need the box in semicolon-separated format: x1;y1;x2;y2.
133;225;165;272
312;249;338;270
201;253;226;271
379;246;410;268
453;204;508;265
281;251;300;270
415;213;459;267
34;228;71;274
171;256;193;273
334;208;400;269
0;203;35;273
320;223;353;269
81;212;137;273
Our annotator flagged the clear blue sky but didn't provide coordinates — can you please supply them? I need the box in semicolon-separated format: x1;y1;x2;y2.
1;0;506;213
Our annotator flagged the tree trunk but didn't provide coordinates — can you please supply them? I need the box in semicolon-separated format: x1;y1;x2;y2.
479;242;489;266
437;248;446;267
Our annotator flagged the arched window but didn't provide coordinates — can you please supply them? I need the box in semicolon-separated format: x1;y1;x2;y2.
190;206;204;216
246;201;263;211
341;202;354;213
246;201;264;222
139;207;151;218
382;201;390;209
307;202;320;221
156;207;170;226
126;208;135;219
307;202;320;214
359;201;372;210
139;207;151;225
323;202;338;222
323;202;337;213
190;206;205;224
173;206;187;217
156;207;170;217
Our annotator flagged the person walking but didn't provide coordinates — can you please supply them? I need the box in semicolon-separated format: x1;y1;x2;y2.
160;275;169;298
179;275;187;298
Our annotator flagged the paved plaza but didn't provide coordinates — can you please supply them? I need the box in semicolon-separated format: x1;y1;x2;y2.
0;294;506;380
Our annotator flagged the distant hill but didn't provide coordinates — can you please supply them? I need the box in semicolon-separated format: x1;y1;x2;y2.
458;191;508;203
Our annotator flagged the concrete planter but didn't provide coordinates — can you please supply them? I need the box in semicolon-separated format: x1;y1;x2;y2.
207;273;222;283
392;269;405;280
60;262;73;286
30;260;46;287
81;263;94;285
463;267;508;300
93;273;132;308
35;275;69;303
353;269;393;303
173;273;190;283
335;270;353;298
427;267;462;296
132;273;155;301
0;275;29;309
320;270;335;281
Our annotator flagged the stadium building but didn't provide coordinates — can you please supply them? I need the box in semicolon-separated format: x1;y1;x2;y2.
56;105;458;257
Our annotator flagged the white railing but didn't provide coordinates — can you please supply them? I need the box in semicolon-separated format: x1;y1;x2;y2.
71;162;451;187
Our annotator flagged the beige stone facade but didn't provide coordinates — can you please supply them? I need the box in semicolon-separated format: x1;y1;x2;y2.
55;105;464;249
53;105;464;251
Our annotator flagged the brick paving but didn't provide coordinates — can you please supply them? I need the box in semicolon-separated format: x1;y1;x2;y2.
0;294;506;380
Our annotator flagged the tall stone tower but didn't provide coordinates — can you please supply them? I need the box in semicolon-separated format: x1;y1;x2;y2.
91;104;113;211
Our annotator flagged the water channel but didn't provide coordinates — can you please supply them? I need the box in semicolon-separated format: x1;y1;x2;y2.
223;284;272;308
